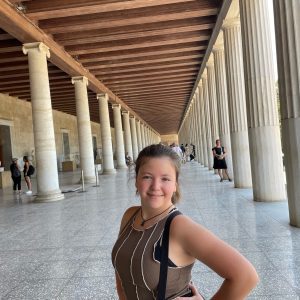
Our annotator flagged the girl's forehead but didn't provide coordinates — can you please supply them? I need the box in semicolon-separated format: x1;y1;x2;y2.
139;156;176;170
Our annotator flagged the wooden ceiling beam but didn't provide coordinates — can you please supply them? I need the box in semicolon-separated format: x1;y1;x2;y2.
119;87;191;95
55;16;215;42
93;60;200;74
60;25;212;47
26;0;196;20
120;91;191;99
39;1;219;34
99;66;198;80
102;71;197;85
111;82;193;94
66;32;209;55
83;51;203;68
108;78;194;90
80;48;205;65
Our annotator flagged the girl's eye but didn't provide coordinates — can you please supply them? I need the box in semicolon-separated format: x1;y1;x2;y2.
142;175;151;179
162;178;171;181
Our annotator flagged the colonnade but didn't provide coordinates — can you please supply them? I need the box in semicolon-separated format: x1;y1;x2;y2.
20;0;300;227
22;42;160;203
179;0;300;227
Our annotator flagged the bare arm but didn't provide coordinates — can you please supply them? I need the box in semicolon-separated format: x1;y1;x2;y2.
212;149;217;157
116;272;127;300
171;216;259;299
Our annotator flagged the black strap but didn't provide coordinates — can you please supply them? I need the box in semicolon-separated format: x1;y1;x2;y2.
157;210;182;300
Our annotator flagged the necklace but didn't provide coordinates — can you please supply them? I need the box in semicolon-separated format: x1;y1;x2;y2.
140;204;174;226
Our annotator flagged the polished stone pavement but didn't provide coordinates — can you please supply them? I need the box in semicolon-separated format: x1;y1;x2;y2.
0;162;299;299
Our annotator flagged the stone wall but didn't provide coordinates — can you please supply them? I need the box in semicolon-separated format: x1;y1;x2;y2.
0;93;114;170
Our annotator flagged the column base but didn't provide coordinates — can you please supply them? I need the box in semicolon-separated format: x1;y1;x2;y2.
102;168;117;175
34;190;64;203
117;165;128;169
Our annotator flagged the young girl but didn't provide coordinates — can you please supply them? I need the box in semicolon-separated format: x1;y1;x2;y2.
112;144;258;299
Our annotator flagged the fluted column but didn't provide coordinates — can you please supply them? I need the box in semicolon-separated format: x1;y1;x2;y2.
145;127;149;146
112;104;127;169
97;93;116;174
223;17;252;188
194;91;201;164
23;42;64;202
202;71;213;170
213;35;233;175
130;116;139;161
140;123;146;149
136;120;142;152
195;88;203;165
206;57;219;148
239;0;285;201
122;111;133;158
72;76;96;183
199;82;208;166
273;0;300;224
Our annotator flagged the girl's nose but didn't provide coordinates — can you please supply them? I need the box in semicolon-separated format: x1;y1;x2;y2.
150;178;160;190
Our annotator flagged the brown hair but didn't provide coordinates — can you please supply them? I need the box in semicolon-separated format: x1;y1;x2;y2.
135;144;181;204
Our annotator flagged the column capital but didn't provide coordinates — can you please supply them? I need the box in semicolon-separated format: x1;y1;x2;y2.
222;17;240;30
136;119;141;124
198;79;203;88
129;115;135;119
22;42;50;58
96;92;109;101
212;32;224;52
202;69;208;79
122;110;129;116
112;103;121;109
72;76;88;86
206;55;214;68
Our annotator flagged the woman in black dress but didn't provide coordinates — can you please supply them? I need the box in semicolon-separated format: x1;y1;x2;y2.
212;139;232;182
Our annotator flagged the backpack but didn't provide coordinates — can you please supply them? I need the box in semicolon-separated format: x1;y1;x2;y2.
12;166;21;177
27;165;35;176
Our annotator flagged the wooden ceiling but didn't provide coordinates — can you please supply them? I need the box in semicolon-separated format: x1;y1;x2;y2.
0;0;224;135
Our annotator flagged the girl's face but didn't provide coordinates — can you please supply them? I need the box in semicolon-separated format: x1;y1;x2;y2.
136;157;177;210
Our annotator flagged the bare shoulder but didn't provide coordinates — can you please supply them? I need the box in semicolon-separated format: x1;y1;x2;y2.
119;206;140;233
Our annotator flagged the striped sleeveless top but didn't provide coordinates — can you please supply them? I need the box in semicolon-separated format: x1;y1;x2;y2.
111;207;194;299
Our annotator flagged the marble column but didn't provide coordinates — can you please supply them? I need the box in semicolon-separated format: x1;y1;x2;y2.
206;57;220;148
195;89;203;165
273;0;300;225
140;123;146;149
112;104;127;169
223;17;252;188
145;127;149;146
136;120;142;152
97;93;116;174
130;116;139;161
72;76;96;183
122;111;133;158
23;42;64;202
239;0;285;201
202;71;213;170
199;81;208;167
213;35;233;175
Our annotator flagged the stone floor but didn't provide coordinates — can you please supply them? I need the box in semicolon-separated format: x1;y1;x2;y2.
0;162;299;299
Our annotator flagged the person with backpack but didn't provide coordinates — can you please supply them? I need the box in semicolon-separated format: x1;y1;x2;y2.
10;158;22;193
23;156;34;194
